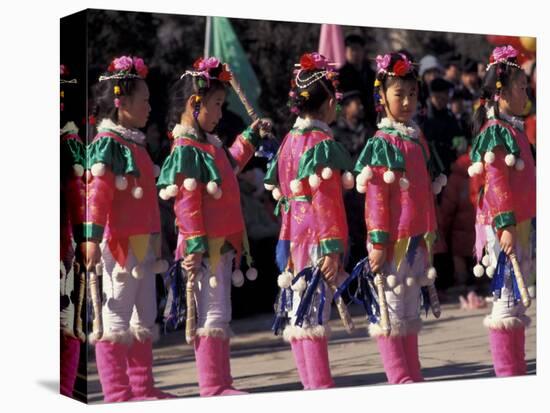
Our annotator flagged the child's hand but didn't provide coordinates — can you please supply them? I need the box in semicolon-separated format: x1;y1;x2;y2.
321;253;340;284
183;253;203;275
78;241;101;271
369;247;386;274
251;118;272;137
500;226;516;256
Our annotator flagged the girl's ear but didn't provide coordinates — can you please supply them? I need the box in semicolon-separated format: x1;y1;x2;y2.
187;94;199;112
379;89;387;105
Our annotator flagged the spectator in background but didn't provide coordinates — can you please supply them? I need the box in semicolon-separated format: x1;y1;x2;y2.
338;34;376;128
418;54;443;108
443;53;462;87
416;77;462;174
332;90;371;160
450;88;472;141
457;58;481;115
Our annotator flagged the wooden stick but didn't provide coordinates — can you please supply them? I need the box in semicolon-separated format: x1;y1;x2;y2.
329;284;355;334
185;264;197;344
509;253;531;308
375;273;391;336
89;264;104;341
226;64;258;121
427;284;441;318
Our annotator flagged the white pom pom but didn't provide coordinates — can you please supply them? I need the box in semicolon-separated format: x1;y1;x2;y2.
308;174;321;189
399;177;410;190
291;276;307;292
467;165;476;177
361;166;373;180
245;267;258;281
73;164;84;177
321;167;333;180
206;181;219;195
209;275;218;288
481;254;490;267
515;158;525;171
132;186;143;199
427;267;437;280
212;188;223;200
505;154;516;167
153;165;161;178
472;162;484;175
484;151;496;164
473;264;485;278
290;179;303;194
232;270;245;287
432;181;442;195
131;264;145;279
277;272;293;289
356;183;367;194
183;178;197;191
115;176;128;190
159;188;170;200
383;170;395;184
393;284;404;295
342;172;355;189
405;277;416;287
264;183;275;191
153;259;169;274
438;174;448;186
272;187;282;201
91;162;106;177
356;173;368;186
166;184;179;198
386;274;397;288
486;266;496;278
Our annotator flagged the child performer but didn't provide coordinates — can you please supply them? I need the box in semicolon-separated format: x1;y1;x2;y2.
354;52;444;384
82;56;173;402
266;52;354;389
468;45;535;377
157;56;271;396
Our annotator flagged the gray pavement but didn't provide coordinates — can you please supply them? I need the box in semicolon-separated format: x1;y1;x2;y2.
86;299;536;402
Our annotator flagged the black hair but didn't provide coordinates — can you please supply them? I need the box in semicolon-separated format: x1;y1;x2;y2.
288;70;337;117
373;52;420;123
165;73;226;133
91;77;144;129
472;56;525;137
345;34;365;48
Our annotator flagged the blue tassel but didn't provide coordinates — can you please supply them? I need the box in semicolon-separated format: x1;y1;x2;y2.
255;138;279;160
163;259;187;332
275;240;291;273
317;279;326;325
420;287;430;317
509;264;522;304
294;267;321;327
272;288;289;335
341;256;380;324
491;251;507;299
406;235;421;268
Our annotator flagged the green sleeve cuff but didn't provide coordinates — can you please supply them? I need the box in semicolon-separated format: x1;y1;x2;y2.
494;211;516;230
74;223;104;243
369;230;389;245
319;238;345;256
241;126;261;148
186;235;208;254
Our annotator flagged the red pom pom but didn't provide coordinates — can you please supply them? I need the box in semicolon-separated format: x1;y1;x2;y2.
300;53;316;70
393;60;409;76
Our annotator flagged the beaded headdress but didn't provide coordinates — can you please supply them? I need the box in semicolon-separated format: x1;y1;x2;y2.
98;56;149;108
486;45;522;102
372;53;418;113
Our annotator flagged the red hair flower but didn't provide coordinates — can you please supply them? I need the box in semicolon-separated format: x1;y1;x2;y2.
300;53;316;70
218;66;232;82
393;60;410;76
193;57;204;70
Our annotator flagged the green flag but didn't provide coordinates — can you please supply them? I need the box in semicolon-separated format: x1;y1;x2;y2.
208;16;262;121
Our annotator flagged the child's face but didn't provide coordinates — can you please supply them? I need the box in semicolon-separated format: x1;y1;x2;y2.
500;71;528;117
381;79;418;123
119;80;150;129
197;88;225;133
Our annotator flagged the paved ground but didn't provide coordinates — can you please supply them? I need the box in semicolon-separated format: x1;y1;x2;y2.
84;298;536;402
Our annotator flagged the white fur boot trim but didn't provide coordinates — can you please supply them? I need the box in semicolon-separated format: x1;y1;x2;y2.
483;315;531;330
282;325;330;342
90;328;133;346
196;327;228;339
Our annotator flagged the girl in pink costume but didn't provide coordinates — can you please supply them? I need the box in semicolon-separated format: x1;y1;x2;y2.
468;45;535;377
267;52;354;390
59;64;86;398
353;52;444;384
157;57;271;397
82;56;173;402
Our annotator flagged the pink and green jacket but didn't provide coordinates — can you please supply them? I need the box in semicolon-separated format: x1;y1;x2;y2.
469;115;536;260
157;124;260;269
60;122;86;266
264;119;352;273
354;120;438;268
82;119;161;268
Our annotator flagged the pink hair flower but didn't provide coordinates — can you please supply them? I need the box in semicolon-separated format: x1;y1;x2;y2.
113;56;133;71
132;57;149;78
198;57;220;71
335;92;343;100
375;54;391;72
311;52;328;69
492;45;518;62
